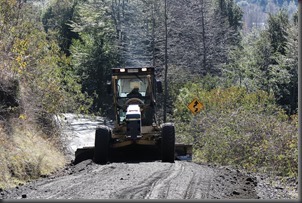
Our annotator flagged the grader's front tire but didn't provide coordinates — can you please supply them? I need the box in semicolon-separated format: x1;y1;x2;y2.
161;123;175;163
93;126;110;164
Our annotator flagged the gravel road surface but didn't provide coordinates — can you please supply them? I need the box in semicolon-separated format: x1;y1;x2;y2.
1;160;259;199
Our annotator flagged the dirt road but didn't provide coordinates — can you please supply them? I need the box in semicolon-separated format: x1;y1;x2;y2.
1;114;297;200
1;159;260;199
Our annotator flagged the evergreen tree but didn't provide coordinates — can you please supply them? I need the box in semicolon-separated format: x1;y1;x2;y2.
224;10;297;114
70;0;118;112
42;0;79;55
267;9;289;56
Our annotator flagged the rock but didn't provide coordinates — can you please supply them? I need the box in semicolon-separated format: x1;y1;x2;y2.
232;191;240;195
275;186;283;190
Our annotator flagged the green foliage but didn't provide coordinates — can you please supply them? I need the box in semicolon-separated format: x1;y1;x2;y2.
17;23;91;118
267;9;289;55
271;19;298;114
41;0;79;55
174;84;278;122
1;0;92;117
223;9;297;114
70;0;119;112
173;82;298;177
215;0;243;32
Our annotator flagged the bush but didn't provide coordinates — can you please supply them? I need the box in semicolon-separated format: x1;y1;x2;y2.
174;84;298;178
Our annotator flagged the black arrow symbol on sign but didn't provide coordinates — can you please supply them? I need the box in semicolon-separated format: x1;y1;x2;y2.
193;101;198;108
193;101;199;112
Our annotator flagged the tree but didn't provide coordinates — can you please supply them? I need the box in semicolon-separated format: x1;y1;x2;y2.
222;30;259;89
215;0;243;43
65;0;244;116
166;0;242;76
0;0;91;133
163;0;168;122
224;9;297;114
110;0;158;67
272;17;298;114
267;9;289;55
70;0;118;112
42;0;79;56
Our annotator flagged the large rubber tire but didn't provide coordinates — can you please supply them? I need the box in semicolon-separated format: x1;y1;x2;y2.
93;126;110;164
161;123;175;163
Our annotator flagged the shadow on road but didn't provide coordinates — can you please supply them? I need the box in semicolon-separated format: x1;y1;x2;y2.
74;145;162;165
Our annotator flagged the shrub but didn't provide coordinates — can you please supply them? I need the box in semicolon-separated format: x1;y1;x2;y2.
174;84;298;177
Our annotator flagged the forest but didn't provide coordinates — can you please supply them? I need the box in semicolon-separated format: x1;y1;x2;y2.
0;0;298;189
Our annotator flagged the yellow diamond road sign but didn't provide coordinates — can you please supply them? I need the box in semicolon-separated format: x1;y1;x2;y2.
187;98;203;114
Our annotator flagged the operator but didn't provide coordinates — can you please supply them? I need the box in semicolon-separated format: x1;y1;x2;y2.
127;86;143;98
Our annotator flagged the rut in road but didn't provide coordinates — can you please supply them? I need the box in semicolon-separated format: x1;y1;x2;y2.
111;164;174;199
111;162;178;199
111;161;215;199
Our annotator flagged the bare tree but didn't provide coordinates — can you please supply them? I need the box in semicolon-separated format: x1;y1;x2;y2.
165;0;239;76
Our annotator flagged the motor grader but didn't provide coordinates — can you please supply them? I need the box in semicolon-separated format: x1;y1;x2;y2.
93;66;192;164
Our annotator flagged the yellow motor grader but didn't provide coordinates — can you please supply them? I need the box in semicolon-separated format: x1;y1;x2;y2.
93;66;192;164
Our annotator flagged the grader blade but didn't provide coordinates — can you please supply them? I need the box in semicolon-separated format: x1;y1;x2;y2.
75;144;192;163
74;147;94;164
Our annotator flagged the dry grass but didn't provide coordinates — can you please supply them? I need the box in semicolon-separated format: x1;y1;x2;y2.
0;120;66;189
